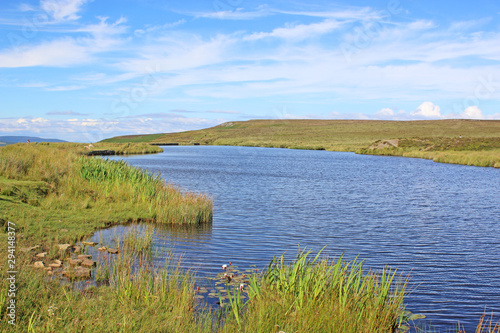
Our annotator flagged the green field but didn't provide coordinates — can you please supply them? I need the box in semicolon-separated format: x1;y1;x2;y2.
103;119;500;168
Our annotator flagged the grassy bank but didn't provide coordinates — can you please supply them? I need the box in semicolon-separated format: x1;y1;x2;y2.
0;142;212;244
358;137;500;168
102;119;500;168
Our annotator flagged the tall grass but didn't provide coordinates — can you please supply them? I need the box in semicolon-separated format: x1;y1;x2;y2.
219;248;409;333
0;250;211;333
0;143;212;246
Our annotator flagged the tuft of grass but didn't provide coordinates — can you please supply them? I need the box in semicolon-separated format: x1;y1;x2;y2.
219;248;410;333
122;224;155;255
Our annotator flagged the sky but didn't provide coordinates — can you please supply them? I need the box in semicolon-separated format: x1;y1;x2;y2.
1;0;499;142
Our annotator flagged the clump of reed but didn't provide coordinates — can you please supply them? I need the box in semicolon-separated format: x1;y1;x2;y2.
218;248;409;332
79;157;213;224
122;224;155;255
0;142;212;247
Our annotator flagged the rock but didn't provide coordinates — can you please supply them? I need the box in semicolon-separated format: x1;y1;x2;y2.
68;259;82;266
34;261;45;268
57;244;71;251
81;259;96;267
21;245;39;253
44;267;52;271
107;248;119;254
47;271;53;276
60;229;68;232
73;246;82;253
98;246;106;252
49;260;62;268
63;267;91;279
82;241;97;246
35;252;47;258
77;254;92;260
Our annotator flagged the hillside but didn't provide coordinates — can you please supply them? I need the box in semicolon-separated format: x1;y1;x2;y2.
0;135;67;144
102;119;499;149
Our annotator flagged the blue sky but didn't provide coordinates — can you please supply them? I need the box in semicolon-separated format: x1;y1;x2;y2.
1;0;499;142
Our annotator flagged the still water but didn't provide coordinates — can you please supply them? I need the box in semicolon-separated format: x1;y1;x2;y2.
95;146;499;331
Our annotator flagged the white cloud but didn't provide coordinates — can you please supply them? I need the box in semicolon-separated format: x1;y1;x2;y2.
0;115;224;142
245;19;342;41
45;85;85;91
410;102;442;118
0;38;89;68
41;0;89;22
375;108;394;117
0;17;126;68
194;8;271;20
459;106;484;119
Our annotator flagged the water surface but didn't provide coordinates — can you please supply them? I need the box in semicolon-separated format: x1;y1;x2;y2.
94;146;500;331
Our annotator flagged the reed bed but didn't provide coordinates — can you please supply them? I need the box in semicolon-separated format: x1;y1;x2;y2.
219;248;410;333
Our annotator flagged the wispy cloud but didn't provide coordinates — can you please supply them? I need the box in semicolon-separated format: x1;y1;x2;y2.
245;19;343;41
2;115;224;142
46;110;89;116
193;7;272;20
45;85;85;91
41;0;90;22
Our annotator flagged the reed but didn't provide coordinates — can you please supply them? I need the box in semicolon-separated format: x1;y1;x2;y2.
219;248;409;333
0;143;212;246
0;249;210;332
122;224;155;255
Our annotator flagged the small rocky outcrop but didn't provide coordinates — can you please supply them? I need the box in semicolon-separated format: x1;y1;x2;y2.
33;261;45;268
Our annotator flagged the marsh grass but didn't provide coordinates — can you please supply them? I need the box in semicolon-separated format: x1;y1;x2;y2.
1;249;211;333
0;143;212;245
122;224;155;255
217;248;410;333
360;137;500;168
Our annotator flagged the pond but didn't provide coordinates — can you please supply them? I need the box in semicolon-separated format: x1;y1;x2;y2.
91;146;500;331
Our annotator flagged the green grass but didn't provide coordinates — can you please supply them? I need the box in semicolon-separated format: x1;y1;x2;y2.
103;119;500;167
0;142;212;245
358;137;500;168
218;248;410;333
100;134;166;144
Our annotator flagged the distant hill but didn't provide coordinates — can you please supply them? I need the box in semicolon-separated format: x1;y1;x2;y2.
101;119;500;151
0;136;67;145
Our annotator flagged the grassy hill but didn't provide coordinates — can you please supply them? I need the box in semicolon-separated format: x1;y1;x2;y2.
102;119;500;167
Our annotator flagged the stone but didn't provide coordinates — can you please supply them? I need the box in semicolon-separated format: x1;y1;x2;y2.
57;244;71;251
97;246;106;252
47;271;53;276
60;229;68;232
73;245;82;253
68;259;82;266
34;261;44;268
63;267;91;279
77;254;92;260
81;259;96;267
49;262;62;268
53;259;62;265
20;245;39;253
107;248;119;254
35;252;47;258
82;241;97;246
